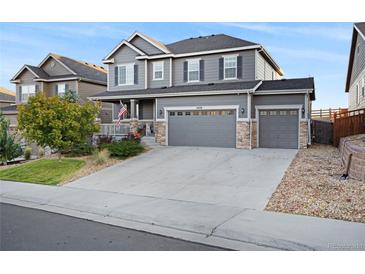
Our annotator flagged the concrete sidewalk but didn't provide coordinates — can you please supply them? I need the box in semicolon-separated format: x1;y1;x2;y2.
1;180;365;250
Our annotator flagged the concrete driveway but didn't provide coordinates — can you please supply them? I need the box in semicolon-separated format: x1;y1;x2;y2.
68;146;297;210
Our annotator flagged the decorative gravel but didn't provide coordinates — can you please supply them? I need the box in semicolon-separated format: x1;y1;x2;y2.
265;144;365;223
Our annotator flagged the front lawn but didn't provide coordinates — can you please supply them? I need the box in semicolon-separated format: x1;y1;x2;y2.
0;159;86;185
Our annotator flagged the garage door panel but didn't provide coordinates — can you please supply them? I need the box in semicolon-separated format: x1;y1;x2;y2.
259;109;299;149
168;110;236;148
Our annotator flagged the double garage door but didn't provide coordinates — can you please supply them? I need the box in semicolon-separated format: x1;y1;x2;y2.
167;108;299;149
168;109;236;148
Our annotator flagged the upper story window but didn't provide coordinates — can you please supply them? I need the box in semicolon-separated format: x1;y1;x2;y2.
188;59;200;82
20;85;36;102
56;83;66;97
118;64;134;85
224;56;237;80
356;84;360;105
153;61;164;80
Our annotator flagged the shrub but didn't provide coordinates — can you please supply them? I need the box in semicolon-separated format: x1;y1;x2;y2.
0;111;23;164
38;147;45;158
24;147;32;160
100;140;144;159
65;143;95;157
94;149;110;165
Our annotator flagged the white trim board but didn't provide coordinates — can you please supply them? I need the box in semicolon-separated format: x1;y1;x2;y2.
11;65;41;81
127;32;171;54
103;40;146;61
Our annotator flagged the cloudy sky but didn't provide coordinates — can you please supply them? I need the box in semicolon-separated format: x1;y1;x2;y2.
0;22;353;109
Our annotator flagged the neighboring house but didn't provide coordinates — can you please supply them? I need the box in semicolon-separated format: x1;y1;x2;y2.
346;22;365;110
1;53;112;129
0;87;15;108
90;32;315;149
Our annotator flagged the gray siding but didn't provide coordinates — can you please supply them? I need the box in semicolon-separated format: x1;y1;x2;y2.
108;46;145;91
255;51;277;80
252;94;305;118
156;94;247;119
46;81;78;97
138;100;154;120
129;36;164;55
148;59;170;88
350;33;365;86
172;50;255;86
41;58;70;76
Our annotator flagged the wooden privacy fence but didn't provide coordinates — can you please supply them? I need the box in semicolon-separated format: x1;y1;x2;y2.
333;108;365;146
311;108;348;122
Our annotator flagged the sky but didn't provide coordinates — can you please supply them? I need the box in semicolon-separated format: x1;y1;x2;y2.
0;22;354;109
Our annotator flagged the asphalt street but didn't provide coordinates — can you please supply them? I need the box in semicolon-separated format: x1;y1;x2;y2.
0;203;226;251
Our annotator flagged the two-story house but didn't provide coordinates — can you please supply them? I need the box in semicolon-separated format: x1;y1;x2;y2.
90;32;315;149
1;53;112;128
346;22;365;110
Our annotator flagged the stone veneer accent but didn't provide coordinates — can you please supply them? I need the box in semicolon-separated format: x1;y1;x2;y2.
155;121;166;145
130;120;139;134
251;121;257;148
339;136;365;181
236;121;250;149
299;121;308;149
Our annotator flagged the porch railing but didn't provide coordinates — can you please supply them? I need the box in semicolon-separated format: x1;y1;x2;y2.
97;123;131;136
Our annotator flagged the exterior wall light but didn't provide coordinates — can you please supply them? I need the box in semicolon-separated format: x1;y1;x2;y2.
159;109;163;115
241;108;245;114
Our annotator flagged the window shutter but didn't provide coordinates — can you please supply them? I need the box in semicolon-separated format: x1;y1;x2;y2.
114;66;118;86
183;61;188;82
55;84;58;95
134;64;138;85
35;84;39;93
18;86;22;102
237;56;242;79
199;60;205;81
219;58;224;80
65;83;69;92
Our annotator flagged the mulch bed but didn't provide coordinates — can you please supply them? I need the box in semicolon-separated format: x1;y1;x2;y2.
265;144;365;223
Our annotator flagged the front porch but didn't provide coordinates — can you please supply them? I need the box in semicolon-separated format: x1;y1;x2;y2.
95;98;156;138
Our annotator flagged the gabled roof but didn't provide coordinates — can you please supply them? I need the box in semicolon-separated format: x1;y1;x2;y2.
103;40;147;61
11;64;49;81
166;34;258;54
0;87;16;102
11;53;107;84
127;32;171;54
345;22;365;92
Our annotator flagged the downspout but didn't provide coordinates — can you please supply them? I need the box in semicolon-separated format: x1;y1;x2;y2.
306;92;311;145
248;91;252;149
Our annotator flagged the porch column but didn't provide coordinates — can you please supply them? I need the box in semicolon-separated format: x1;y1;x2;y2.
130;99;139;134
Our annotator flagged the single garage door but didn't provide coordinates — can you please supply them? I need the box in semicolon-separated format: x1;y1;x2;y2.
259;109;299;149
168;109;236;148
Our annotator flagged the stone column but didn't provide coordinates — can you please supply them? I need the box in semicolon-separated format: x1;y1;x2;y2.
129;99;138;134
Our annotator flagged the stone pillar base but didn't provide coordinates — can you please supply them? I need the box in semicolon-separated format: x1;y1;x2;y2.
299;121;308;149
155;121;166;145
236;121;250;149
130;120;139;134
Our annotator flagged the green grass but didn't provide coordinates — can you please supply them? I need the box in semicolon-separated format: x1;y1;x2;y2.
0;159;86;185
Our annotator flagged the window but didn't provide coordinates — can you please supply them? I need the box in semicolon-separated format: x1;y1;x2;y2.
118;64;134;85
224;56;237;79
153;61;164;80
21;85;36;102
188;59;200;82
362;77;365;97
169;112;175;116
177;112;183;116
57;83;66;97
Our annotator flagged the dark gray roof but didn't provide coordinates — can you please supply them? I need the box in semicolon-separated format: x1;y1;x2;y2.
54;55;107;83
0;104;17;112
91;78;315;100
257;78;315;100
26;65;49;78
166;34;258;54
355;22;365;36
345;22;365;92
91;80;261;99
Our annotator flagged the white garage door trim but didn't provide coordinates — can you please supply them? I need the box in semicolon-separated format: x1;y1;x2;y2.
163;105;243;146
255;104;302;149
